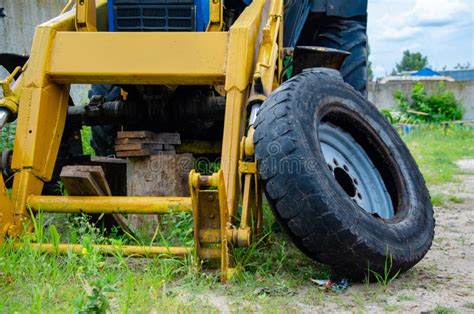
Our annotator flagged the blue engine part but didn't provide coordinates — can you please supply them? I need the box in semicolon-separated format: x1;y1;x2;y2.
107;0;210;32
107;0;367;48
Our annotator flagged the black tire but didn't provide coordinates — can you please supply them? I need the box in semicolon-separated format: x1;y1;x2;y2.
254;69;434;280
312;16;368;96
88;85;121;156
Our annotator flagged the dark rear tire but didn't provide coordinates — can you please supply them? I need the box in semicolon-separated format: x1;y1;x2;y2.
88;85;121;156
311;16;369;96
254;69;434;280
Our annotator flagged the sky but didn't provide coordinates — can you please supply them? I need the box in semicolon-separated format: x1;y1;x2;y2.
367;0;474;78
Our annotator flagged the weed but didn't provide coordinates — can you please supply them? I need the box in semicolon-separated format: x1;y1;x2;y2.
464;303;474;310
48;225;61;255
431;194;446;206
434;305;456;314
350;292;366;310
80;126;95;156
398;294;415;302
367;249;401;288
448;195;464;204
384;303;399;312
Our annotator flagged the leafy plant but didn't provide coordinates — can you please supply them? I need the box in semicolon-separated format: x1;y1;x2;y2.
0;123;16;151
80;126;95;156
392;83;464;123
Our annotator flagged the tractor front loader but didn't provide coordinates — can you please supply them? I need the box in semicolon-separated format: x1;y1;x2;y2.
0;0;434;282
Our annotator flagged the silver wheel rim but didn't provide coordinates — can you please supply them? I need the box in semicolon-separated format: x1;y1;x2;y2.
319;123;394;219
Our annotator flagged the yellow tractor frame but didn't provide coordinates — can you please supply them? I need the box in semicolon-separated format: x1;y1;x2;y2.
0;0;283;281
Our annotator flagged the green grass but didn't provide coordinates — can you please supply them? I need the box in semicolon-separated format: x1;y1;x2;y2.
430;194;446;206
448;195;464;204
0;206;331;312
464;303;474;310
0;125;473;311
403;125;474;185
434;305;456;314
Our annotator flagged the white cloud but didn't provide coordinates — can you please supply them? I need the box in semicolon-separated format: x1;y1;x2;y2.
372;0;471;42
368;0;473;78
413;0;469;27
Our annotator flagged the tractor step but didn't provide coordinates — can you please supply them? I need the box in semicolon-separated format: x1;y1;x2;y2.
26;196;192;214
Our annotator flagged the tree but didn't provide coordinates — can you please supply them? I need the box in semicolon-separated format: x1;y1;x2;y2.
394;50;428;74
454;62;471;70
368;60;374;81
367;44;373;81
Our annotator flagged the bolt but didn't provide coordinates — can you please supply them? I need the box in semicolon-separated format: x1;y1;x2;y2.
209;213;215;219
208;195;215;202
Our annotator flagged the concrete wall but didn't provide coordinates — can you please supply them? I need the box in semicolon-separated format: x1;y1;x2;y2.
0;1;90;105
0;0;68;56
368;80;474;120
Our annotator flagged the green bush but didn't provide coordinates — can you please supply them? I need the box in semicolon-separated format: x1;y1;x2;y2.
392;82;464;123
0;123;16;151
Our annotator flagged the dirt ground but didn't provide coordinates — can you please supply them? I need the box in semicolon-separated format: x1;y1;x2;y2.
200;160;474;313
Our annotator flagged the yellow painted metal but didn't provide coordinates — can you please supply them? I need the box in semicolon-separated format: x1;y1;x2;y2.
48;32;228;85
229;0;282;244
25;243;192;256
198;229;221;243
199;247;221;259
189;170;234;282
6;10;77;238
239;161;257;174
0;67;22;115
217;170;234;282
220;0;268;220
207;0;223;31
1;0;284;282
75;0;97;32
0;176;12;242
243;127;256;157
27;196;192;214
252;0;283;97
61;0;76;14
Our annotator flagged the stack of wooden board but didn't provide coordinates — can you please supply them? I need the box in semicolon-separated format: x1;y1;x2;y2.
60;165;131;233
115;131;181;157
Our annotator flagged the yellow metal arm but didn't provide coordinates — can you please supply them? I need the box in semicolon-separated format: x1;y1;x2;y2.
207;0;224;31
75;0;97;32
0;66;23;122
252;0;283;97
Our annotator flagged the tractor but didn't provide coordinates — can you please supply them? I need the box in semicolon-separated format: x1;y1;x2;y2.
0;0;434;282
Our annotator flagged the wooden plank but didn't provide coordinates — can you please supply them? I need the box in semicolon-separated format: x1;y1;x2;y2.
115;143;164;151
116;132;181;145
61;166;112;196
60;165;132;235
60;167;106;196
116;150;176;158
115;137;180;145
90;156;127;164
89;157;127;196
116;131;154;139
